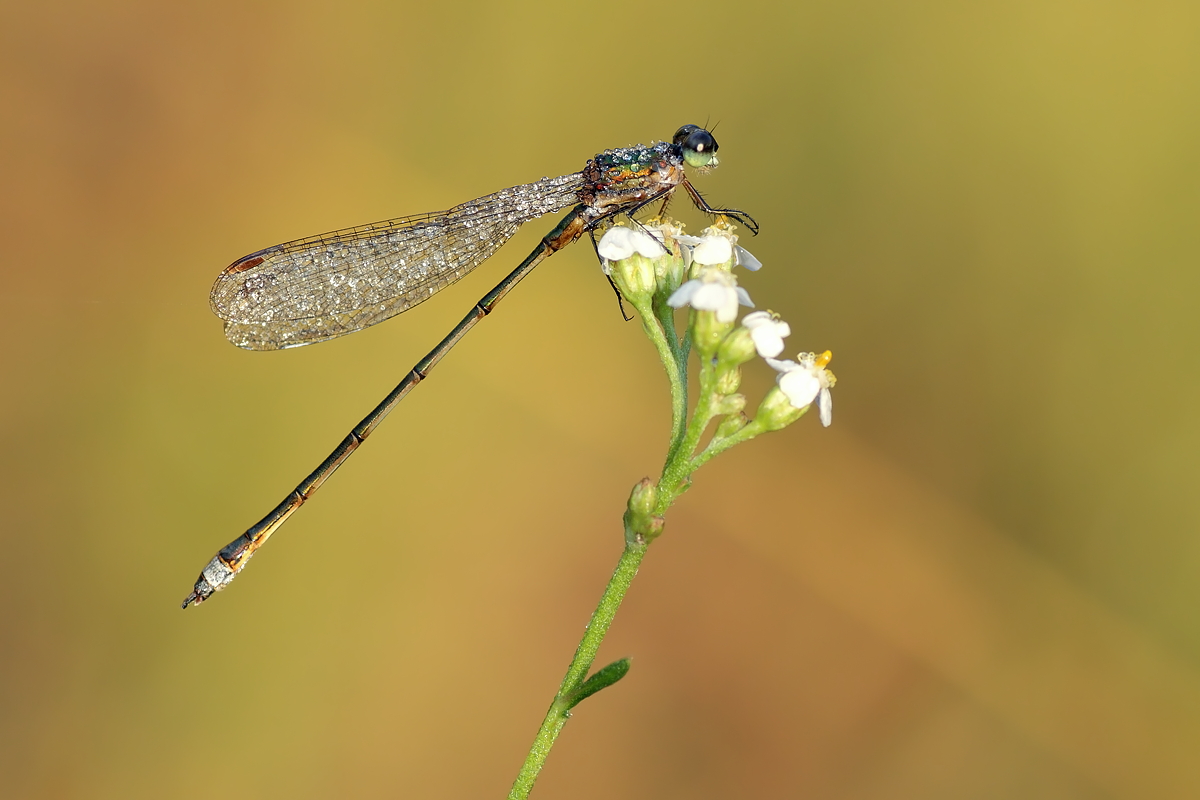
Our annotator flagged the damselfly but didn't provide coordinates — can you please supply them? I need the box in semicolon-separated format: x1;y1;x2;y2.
182;124;757;608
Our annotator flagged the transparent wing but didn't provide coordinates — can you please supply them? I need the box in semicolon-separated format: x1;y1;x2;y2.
210;173;585;350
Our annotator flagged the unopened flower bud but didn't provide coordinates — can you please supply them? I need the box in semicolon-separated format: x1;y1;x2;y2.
755;386;806;431
713;393;746;416
714;412;750;439
647;219;688;296
717;327;757;367
714;366;742;395
627;477;658;518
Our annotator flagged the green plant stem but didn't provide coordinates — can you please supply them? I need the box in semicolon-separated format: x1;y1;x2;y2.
690;418;767;471
633;297;688;459
508;283;696;798
507;540;649;800
659;353;719;496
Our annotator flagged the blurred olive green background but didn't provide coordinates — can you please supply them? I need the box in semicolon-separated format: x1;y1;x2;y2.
3;0;1199;797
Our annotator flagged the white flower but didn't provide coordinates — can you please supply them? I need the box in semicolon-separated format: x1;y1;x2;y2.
741;311;791;358
765;351;836;426
667;269;754;323
596;225;663;267
692;233;733;266
673;230;761;272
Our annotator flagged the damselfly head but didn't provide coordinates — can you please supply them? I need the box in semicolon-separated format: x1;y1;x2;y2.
674;124;720;169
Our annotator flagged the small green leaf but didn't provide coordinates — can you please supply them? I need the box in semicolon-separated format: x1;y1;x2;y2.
563;658;632;710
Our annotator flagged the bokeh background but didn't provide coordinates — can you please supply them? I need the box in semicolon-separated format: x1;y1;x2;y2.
3;0;1198;797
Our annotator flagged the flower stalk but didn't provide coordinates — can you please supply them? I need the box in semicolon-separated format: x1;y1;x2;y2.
508;218;834;799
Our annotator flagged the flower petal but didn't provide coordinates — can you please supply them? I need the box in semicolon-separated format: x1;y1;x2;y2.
692;235;733;266
666;280;701;308
749;327;785;357
597;227;636;260
817;387;833;427
735;245;762;271
716;299;740;323
628;228;663;258
743;312;791;358
691;282;731;312
778;369;821;409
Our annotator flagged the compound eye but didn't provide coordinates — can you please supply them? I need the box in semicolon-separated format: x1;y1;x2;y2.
674;125;719;168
